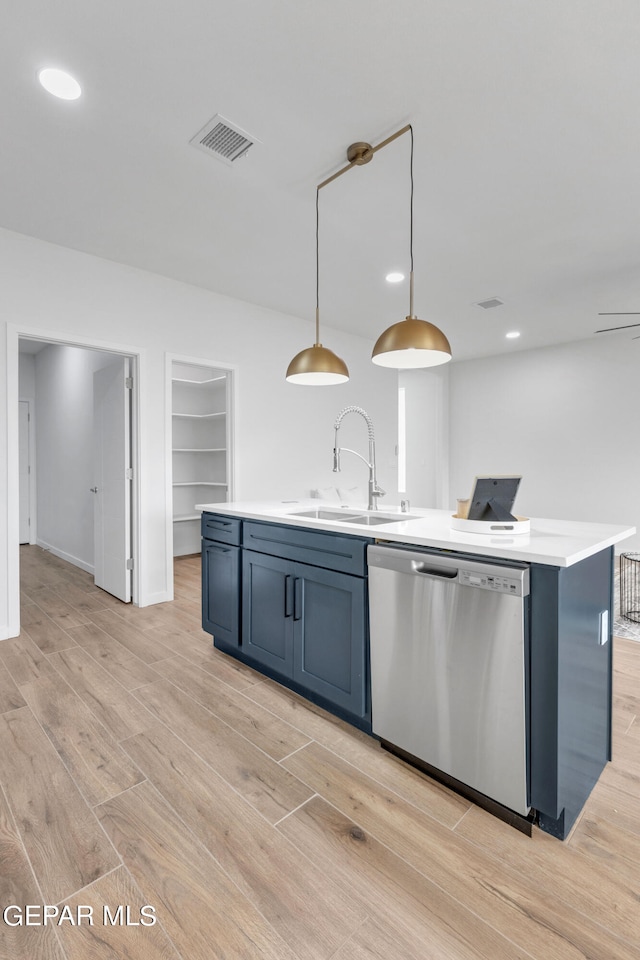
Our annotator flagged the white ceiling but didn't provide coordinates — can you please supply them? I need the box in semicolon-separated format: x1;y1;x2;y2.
3;0;640;362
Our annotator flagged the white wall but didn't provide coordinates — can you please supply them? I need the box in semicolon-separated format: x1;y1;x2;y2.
34;344;120;571
1;226;398;637
449;336;640;551
400;367;450;510
18;353;36;397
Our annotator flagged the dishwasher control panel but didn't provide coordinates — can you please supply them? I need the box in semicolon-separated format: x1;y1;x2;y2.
460;569;525;596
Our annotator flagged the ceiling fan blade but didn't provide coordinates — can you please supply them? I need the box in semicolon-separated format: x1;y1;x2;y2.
598;312;640;315
596;322;640;333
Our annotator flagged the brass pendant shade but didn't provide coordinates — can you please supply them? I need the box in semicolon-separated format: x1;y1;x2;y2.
373;265;452;368
286;341;349;384
372;315;452;368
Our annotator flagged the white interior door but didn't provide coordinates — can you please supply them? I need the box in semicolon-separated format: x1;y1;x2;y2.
19;400;31;544
93;358;131;602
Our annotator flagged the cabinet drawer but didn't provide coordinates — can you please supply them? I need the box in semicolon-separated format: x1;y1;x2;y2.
201;513;241;545
242;520;369;576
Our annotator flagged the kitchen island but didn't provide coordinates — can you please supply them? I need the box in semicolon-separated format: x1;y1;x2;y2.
196;499;634;839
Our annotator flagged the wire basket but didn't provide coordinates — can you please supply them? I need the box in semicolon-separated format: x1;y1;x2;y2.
620;552;640;623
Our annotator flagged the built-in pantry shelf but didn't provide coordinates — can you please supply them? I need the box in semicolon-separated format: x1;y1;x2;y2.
172;375;226;384
172;481;227;487
171;360;231;557
172;412;225;419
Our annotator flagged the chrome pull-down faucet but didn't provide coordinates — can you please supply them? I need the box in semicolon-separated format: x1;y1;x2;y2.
332;406;385;511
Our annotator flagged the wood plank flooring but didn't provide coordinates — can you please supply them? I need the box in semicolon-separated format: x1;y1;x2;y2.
1;545;639;960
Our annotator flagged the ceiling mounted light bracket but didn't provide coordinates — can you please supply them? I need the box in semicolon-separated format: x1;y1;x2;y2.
286;123;452;382
346;142;374;165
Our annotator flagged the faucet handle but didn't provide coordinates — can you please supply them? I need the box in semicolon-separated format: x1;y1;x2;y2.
372;485;386;498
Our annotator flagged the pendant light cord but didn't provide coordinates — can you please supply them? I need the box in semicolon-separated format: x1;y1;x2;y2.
409;124;415;318
410;125;414;275
315;187;320;345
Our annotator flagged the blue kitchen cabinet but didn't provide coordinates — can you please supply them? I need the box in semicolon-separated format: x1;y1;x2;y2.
529;547;614;839
293;561;366;715
201;514;241;650
242;549;367;719
241;551;294;675
232;520;371;727
201;514;371;726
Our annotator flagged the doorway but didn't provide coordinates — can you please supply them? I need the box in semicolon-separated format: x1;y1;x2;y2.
165;352;236;596
170;359;234;558
8;331;140;637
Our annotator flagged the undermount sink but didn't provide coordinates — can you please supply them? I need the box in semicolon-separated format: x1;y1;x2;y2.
286;508;418;527
347;514;416;526
287;508;362;521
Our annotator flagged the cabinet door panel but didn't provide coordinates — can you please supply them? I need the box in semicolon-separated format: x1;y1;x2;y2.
293;564;367;717
242;551;294;678
202;541;240;649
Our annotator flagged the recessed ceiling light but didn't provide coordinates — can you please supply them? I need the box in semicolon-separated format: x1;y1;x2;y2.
505;331;521;339
386;272;405;283
37;68;81;100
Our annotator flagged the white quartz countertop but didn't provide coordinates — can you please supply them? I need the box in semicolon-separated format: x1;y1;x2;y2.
195;499;635;567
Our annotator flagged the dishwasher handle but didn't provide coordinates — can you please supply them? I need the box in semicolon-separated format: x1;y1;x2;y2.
368;544;462;578
411;560;458;579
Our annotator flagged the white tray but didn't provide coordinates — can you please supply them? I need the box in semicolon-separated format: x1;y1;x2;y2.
450;515;530;536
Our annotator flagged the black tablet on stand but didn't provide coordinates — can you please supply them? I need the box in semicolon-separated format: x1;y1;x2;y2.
467;475;522;522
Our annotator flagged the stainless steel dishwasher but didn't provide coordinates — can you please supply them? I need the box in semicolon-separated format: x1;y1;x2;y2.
368;544;530;816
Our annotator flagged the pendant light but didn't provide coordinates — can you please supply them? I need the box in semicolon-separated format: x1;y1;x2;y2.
286;189;349;384
371;126;452;368
286;124;451;379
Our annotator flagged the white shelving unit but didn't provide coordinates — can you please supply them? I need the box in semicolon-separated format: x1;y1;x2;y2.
171;361;230;557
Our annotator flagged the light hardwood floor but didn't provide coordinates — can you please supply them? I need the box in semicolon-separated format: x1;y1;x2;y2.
1;545;639;959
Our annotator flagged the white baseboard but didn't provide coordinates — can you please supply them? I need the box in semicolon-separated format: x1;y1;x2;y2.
36;540;95;576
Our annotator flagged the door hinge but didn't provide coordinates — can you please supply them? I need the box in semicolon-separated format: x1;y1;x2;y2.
125;467;134;480
125;377;133;389
126;558;134;571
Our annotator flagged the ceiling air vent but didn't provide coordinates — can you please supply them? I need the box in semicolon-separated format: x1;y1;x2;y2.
189;114;258;166
475;297;504;310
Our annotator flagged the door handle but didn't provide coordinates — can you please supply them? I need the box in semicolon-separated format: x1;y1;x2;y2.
284;575;294;618
293;577;302;621
89;487;98;493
